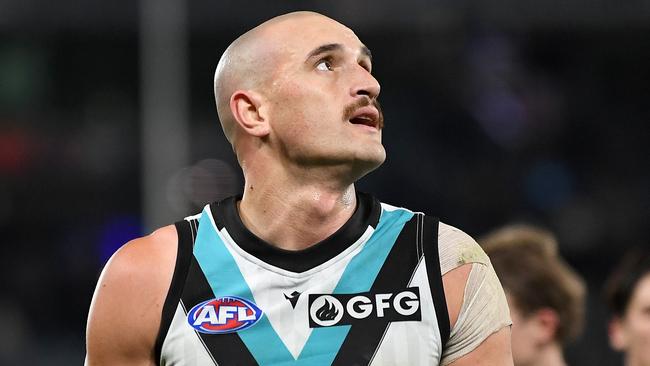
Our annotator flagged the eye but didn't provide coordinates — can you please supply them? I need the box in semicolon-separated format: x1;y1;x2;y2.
360;61;372;73
316;59;333;71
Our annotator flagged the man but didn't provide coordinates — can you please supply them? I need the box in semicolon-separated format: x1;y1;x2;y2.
605;249;650;366
480;224;586;366
86;11;512;365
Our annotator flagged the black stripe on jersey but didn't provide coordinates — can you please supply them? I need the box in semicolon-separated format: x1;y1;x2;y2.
180;256;259;365
155;220;195;365
332;214;422;366
422;215;450;349
188;217;198;245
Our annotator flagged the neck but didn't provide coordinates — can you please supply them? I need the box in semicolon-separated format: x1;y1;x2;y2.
524;343;567;366
237;159;359;251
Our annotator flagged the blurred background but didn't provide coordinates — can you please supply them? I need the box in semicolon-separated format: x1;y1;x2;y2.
1;0;648;364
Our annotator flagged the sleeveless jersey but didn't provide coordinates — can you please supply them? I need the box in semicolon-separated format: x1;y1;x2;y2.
155;192;450;365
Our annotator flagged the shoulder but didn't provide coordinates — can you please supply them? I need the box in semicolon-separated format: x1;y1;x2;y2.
376;203;490;274
436;223;513;365
435;221;491;327
85;224;179;365
438;221;490;275
98;224;179;301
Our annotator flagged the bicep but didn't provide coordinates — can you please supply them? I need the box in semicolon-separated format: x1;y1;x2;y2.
440;262;512;365
442;263;472;328
86;230;177;365
446;326;513;366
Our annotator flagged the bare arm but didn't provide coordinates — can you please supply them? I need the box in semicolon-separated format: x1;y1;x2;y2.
446;327;512;366
85;225;178;366
442;264;513;366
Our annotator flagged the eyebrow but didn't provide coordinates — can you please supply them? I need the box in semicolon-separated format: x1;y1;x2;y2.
306;43;373;62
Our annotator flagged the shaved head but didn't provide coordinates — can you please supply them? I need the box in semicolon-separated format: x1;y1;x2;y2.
213;11;384;177
214;11;354;145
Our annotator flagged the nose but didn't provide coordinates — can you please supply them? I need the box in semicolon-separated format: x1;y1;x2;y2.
350;66;380;100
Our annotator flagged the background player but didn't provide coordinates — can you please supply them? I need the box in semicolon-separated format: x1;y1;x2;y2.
605;248;650;366
481;224;586;366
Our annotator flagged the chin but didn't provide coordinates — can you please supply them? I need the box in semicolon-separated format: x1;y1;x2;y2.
352;146;386;178
369;143;387;164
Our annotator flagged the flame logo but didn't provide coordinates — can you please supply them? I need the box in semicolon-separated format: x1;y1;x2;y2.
315;299;339;321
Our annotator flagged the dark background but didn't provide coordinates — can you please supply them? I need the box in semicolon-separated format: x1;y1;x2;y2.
1;1;648;364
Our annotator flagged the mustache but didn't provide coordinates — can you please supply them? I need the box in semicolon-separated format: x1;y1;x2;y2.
343;98;384;129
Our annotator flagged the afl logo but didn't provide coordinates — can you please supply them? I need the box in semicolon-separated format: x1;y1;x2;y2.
187;296;263;334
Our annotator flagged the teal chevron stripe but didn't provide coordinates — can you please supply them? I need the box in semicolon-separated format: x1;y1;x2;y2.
194;206;414;365
193;210;294;365
297;207;414;364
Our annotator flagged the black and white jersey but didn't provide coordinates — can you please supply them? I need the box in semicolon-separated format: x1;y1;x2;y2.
156;192;450;365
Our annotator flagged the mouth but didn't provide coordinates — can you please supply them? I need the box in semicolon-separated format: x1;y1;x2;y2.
348;106;380;130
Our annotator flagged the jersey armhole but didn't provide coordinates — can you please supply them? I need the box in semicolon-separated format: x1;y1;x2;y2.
422;215;451;351
154;219;195;364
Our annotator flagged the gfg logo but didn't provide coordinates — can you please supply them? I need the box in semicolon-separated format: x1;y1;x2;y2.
187;296;263;334
308;288;421;328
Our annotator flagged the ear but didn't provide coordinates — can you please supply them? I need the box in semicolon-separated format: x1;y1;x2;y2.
533;308;560;344
608;316;628;351
229;90;270;138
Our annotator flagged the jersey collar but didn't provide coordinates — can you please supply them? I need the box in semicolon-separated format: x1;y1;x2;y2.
209;191;381;272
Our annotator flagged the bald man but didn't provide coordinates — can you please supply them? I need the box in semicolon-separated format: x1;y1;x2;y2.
85;11;512;366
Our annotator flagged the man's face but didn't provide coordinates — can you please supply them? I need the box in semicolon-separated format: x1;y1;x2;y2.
507;293;560;366
610;274;650;366
507;295;539;366
261;15;385;176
